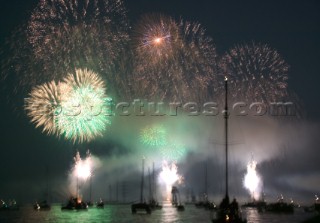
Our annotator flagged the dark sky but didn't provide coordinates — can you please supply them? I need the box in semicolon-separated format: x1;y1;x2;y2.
0;0;320;204
125;0;320;119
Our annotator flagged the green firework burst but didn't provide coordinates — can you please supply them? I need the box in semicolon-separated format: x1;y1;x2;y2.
140;125;167;147
56;69;112;143
160;143;187;162
25;68;112;143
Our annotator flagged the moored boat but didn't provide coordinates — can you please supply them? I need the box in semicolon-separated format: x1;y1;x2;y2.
61;197;88;211
96;198;104;208
265;195;294;213
34;200;51;211
0;199;19;211
131;159;152;214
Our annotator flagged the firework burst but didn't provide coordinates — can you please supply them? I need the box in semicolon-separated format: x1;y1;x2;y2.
140;125;167;147
24;80;64;135
132;13;218;102
56;68;112;143
26;0;129;96
25;68;112;143
220;43;289;102
0;25;44;100
133;14;180;66
160;143;187;162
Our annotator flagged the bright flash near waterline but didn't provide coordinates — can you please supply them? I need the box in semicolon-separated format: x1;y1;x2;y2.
243;157;262;200
74;151;92;180
159;161;183;200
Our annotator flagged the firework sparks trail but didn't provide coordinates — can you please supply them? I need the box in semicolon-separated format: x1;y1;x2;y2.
243;157;262;201
72;150;93;199
74;151;92;181
159;161;183;201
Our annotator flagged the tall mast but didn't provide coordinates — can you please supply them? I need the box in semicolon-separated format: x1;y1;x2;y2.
224;76;229;199
109;184;112;202
45;166;49;202
148;168;152;201
116;180;119;202
89;176;92;202
140;158;145;203
152;162;156;200
205;162;208;200
77;176;79;200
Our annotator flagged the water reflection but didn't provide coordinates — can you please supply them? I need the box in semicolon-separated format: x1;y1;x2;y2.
245;207;261;223
161;202;179;222
243;207;316;223
0;204;316;223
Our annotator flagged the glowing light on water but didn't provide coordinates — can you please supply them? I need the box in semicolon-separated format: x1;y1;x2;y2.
243;157;262;200
159;161;183;200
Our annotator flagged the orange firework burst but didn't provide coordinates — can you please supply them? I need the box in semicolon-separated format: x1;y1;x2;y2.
132;13;218;102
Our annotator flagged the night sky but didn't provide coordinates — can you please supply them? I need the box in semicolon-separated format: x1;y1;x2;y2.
0;0;320;204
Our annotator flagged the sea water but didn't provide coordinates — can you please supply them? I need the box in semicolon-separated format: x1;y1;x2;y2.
0;203;316;223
